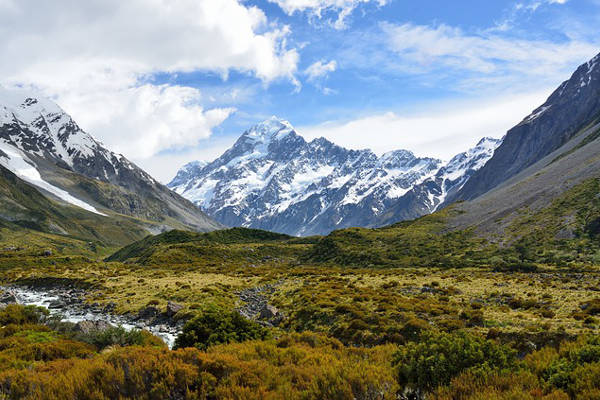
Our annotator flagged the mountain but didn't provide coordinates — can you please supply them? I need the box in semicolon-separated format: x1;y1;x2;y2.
0;88;222;245
374;136;500;226
453;52;600;203
0;163;152;249
441;53;600;241
169;117;500;236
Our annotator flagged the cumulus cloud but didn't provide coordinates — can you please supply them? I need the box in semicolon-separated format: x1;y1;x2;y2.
269;0;388;29
304;60;338;81
68;84;235;159
0;0;299;162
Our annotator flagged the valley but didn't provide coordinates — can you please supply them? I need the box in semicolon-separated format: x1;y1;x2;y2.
2;214;600;398
1;4;600;398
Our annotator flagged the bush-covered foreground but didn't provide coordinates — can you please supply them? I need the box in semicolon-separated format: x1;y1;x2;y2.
1;304;600;399
4;179;600;398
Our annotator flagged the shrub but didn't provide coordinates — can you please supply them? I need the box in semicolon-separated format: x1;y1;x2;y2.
392;331;516;393
76;326;164;350
0;305;48;325
174;307;269;350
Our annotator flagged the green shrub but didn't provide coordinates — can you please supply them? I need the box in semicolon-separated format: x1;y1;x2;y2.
76;326;163;350
174;307;269;350
392;331;516;393
0;305;48;325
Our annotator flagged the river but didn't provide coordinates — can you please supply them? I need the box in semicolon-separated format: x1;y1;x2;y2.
4;286;180;348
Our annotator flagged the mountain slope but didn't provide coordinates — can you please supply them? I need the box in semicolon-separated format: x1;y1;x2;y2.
0;88;223;237
0;163;155;249
448;119;600;240
169;117;499;236
453;52;600;202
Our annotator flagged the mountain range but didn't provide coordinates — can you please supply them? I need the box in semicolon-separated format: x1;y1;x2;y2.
2;50;600;246
168;117;500;236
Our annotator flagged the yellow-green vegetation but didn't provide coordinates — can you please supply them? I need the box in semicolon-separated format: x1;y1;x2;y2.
2;304;600;399
2;178;600;398
0;305;398;399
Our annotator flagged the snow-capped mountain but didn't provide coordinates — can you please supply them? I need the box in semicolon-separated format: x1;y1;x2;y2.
424;136;501;210
0;88;157;189
372;136;501;228
0;88;222;233
169;117;501;236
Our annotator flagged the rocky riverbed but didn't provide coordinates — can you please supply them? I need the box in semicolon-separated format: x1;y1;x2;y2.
0;284;183;348
237;280;285;326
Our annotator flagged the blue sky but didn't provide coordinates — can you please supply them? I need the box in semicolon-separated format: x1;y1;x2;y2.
1;0;599;181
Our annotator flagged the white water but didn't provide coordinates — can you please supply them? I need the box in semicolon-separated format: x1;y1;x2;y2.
7;286;178;348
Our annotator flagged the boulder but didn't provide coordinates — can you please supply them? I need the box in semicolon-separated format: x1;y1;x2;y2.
259;304;279;320
166;301;183;317
48;300;65;309
74;320;112;334
138;306;159;320
0;291;16;304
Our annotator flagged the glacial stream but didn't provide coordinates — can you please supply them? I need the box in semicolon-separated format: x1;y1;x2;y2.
4;286;180;348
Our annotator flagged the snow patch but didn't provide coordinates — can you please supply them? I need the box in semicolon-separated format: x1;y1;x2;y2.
0;141;105;215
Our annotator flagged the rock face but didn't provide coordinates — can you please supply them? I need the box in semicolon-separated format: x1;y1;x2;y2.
0;88;222;233
453;52;600;202
169;117;500;236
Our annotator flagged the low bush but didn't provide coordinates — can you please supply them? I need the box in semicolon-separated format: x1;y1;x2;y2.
392;331;516;394
75;326;165;350
175;307;269;350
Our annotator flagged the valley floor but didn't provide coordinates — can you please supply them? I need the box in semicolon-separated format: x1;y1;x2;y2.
1;241;600;398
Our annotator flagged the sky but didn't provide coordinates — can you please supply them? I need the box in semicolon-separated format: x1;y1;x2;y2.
0;0;599;182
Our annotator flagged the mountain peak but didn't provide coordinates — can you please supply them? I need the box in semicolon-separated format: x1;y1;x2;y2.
182;160;208;171
0;87;65;125
243;116;295;143
169;116;496;236
476;137;497;145
381;149;416;162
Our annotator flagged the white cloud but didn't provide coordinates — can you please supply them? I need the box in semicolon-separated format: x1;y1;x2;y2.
298;90;553;160
68;85;235;159
304;60;338;81
514;0;569;13
270;0;388;29
0;0;299;162
380;22;598;91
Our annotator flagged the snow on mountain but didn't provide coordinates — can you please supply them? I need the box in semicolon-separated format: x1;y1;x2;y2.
423;137;502;212
0;88;222;232
0;87;154;187
169;117;502;236
0;140;104;215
